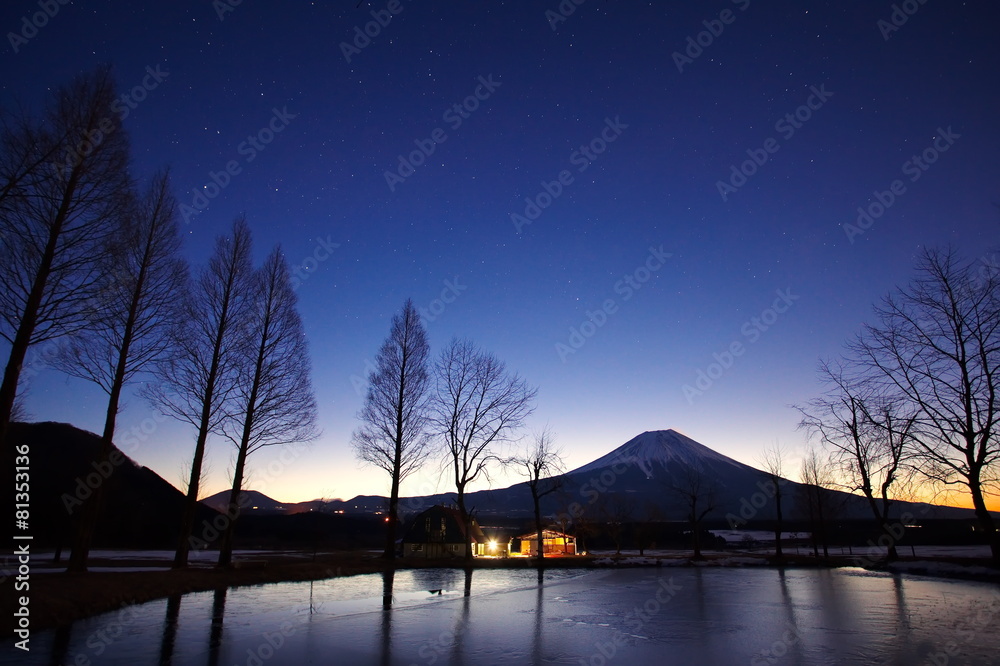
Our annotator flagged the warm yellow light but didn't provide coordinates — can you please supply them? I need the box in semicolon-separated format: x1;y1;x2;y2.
488;540;497;551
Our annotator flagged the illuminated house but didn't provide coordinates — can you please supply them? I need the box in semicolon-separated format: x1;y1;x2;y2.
511;530;577;556
401;505;490;558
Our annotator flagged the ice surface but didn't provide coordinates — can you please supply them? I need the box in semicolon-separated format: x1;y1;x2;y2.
6;566;1000;665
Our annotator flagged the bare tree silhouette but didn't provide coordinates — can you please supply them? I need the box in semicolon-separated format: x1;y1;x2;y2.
513;428;564;561
0;66;131;449
798;360;917;561
669;467;718;559
146;217;254;568
352;299;432;560
756;441;788;559
217;247;318;567
53;171;187;571
431;338;536;561
850;248;1000;564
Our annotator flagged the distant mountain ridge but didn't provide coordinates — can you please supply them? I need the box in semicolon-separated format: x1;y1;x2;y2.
217;429;983;524
20;420;979;542
344;429;983;523
201;489;288;514
199;489;388;516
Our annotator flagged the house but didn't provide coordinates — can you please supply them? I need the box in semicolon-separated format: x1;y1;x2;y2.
511;529;577;556
401;505;492;558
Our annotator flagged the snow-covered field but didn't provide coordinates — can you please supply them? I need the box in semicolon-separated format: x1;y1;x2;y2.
7;566;1000;665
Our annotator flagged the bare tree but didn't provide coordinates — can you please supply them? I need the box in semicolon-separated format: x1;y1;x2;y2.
669;467;718;559
9;393;29;423
217;247;318;566
633;501;665;557
756;441;788;559
352;299;432;560
145;217;254;568
799;448;836;559
0;66;131;447
513;428;564;562
850;248;1000;564
798;360;916;561
599;493;634;557
431;338;537;561
50;171;187;571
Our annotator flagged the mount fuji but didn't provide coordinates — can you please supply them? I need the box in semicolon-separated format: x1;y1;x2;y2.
569;429;759;478
394;429;975;522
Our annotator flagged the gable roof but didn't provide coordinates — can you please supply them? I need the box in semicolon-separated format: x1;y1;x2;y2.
515;529;575;540
402;505;488;544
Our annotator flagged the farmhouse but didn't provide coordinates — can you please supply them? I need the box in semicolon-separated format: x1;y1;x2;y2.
511;529;577;557
401;505;492;558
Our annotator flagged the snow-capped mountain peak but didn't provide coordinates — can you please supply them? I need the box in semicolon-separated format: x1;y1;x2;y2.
568;429;755;478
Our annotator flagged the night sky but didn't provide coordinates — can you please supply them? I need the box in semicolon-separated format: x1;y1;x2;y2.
2;1;998;505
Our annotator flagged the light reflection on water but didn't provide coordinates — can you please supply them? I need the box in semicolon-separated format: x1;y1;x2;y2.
4;566;1000;665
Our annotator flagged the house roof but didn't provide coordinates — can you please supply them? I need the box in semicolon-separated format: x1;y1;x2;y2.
402;505;488;544
515;529;575;540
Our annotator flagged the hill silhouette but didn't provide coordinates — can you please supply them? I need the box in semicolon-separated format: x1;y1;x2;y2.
6;421;219;549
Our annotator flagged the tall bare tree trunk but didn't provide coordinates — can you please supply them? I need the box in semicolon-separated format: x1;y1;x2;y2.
67;279;139;572
216;246;317;567
352;299;431;561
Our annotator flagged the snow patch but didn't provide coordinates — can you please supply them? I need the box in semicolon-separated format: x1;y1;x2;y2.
885;560;1000;580
570;430;757;477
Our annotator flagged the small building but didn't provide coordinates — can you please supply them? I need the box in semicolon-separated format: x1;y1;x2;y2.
401;505;491;558
511;529;577;557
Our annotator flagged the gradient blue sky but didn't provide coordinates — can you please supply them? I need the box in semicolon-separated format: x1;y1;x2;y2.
2;1;998;504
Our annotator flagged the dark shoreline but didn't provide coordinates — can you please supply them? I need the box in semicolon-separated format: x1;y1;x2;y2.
4;551;997;638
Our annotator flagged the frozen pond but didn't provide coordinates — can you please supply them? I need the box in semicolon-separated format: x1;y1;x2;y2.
5;566;1000;665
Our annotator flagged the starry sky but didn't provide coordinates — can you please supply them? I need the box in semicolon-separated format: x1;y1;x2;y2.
2;1;998;505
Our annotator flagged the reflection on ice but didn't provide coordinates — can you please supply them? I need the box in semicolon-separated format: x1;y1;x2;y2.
6;566;1000;665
